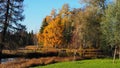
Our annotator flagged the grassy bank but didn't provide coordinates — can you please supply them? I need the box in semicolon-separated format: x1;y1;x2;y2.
34;59;120;68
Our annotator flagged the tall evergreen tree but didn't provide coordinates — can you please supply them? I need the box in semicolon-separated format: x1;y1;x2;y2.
0;0;25;63
39;15;53;34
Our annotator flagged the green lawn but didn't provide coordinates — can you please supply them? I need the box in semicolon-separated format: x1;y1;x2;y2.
34;59;120;68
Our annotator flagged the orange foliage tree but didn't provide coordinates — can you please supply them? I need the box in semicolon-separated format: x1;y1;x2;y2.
43;16;64;48
36;33;44;46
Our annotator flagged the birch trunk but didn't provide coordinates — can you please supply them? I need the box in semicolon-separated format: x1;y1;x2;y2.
118;46;120;60
113;46;117;63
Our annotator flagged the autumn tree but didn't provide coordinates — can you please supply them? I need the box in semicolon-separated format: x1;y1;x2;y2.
59;4;69;16
71;7;101;49
51;8;56;18
43;16;64;48
70;8;86;49
38;11;55;47
36;33;44;47
85;6;102;48
77;0;109;48
59;4;74;48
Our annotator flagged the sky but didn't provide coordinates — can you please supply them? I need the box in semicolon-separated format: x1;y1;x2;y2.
23;0;83;33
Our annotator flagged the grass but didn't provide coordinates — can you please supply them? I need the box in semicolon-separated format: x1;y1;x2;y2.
33;59;120;68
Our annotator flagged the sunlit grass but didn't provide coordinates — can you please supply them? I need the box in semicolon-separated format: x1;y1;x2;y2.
34;59;120;68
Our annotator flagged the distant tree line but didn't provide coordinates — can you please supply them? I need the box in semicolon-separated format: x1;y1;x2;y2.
37;0;120;58
0;30;35;49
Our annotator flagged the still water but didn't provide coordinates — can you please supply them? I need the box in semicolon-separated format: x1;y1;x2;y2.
1;58;16;64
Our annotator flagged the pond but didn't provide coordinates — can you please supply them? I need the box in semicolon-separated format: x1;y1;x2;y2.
1;58;28;64
1;58;16;64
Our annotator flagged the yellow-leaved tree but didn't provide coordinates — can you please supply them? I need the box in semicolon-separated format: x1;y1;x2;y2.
43;16;64;48
36;33;44;47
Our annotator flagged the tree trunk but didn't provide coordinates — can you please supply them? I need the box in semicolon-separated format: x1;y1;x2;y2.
0;49;1;64
73;50;77;61
0;43;3;64
0;0;10;64
113;46;117;63
118;46;120;60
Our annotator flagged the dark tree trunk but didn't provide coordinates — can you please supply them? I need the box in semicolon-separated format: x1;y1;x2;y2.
0;51;1;64
0;0;10;64
0;43;3;64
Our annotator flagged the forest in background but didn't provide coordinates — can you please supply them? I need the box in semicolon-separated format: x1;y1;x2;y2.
37;0;120;57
